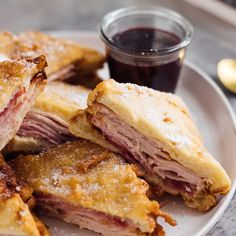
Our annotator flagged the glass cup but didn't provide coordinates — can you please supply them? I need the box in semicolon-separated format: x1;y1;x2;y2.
100;7;193;93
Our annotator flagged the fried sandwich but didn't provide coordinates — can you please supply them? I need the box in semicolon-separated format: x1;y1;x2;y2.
70;79;231;211
0;56;47;151
6;82;90;154
0;31;16;61
0;154;50;236
0;31;105;82
11;140;176;236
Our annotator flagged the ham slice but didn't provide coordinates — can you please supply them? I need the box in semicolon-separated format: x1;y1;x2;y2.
0;76;44;151
37;194;147;236
89;103;207;197
17;110;75;146
11;140;176;235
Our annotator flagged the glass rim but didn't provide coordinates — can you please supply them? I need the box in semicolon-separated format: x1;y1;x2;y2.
100;6;193;57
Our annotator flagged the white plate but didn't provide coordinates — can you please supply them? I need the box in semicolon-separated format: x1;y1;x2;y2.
42;31;236;236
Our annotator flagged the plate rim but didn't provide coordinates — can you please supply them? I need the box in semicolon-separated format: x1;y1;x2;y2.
47;30;236;236
183;61;236;236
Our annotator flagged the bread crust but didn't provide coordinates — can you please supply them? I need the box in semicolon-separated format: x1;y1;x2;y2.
11;140;176;234
0;56;47;112
4;135;50;154
86;79;231;196
17;31;84;76
33;81;91;122
0;154;41;236
5;82;90;154
0;31;105;81
0;194;41;236
70;110;119;153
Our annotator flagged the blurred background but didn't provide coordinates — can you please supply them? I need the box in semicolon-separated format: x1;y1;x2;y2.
220;0;236;7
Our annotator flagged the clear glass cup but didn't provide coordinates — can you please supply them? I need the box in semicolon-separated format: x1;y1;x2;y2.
100;6;193;93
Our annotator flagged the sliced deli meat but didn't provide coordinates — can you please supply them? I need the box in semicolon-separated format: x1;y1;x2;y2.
70;79;231;211
0;56;47;151
11;140;176;236
18;110;75;145
5;82;90;154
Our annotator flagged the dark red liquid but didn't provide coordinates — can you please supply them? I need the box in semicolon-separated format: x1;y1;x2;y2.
107;27;183;93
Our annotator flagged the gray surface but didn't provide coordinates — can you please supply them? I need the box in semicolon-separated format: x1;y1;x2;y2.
1;0;236;235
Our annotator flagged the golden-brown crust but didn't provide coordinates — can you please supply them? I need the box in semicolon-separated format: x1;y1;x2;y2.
69;109;119;153
183;193;217;212
18;184;35;207
4;81;88;155
0;31;105;81
0;193;41;236
0;56;47;151
0;154;18;199
33;81;91;122
0;55;47;112
11;140;175;234
86;79;231;197
0;153;35;205
33;214;51;236
0;32;16;59
0;154;40;235
75;47;105;77
4;135;51;155
17;31;84;76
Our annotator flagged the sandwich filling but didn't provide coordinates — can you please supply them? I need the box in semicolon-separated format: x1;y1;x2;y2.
11;140;176;235
18;110;75;146
47;64;76;82
37;194;162;236
88;103;213;209
0;73;46;150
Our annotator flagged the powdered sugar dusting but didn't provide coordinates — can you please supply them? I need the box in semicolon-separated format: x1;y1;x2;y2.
0;172;5;179
0;54;10;62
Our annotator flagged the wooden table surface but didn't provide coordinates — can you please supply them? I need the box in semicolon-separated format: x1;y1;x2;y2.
1;0;236;235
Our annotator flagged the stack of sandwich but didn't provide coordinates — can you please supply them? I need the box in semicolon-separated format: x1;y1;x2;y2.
0;31;231;236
